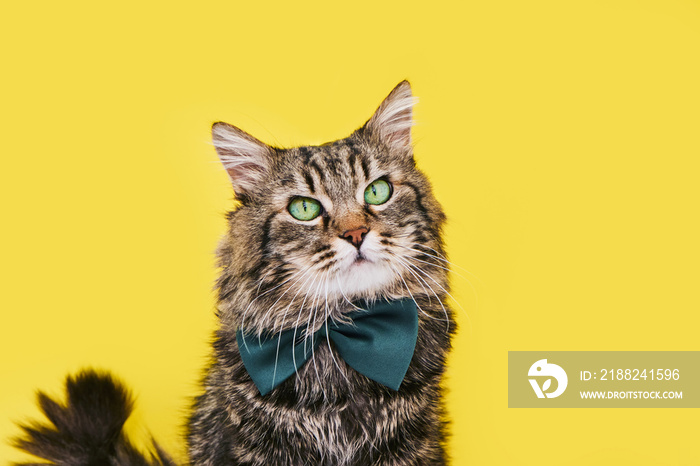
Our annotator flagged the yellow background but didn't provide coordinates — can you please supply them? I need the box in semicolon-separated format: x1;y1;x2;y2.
2;1;699;464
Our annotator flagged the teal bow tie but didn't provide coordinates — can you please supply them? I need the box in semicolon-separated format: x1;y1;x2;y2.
236;298;418;395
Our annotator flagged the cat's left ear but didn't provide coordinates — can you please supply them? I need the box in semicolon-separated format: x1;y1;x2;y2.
212;122;274;198
363;80;417;153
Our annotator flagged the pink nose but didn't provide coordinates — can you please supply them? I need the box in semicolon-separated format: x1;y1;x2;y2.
341;227;369;247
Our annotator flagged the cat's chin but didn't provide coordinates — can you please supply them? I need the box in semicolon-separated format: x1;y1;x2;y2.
328;258;395;300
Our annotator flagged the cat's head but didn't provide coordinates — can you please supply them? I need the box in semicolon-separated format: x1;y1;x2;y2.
213;81;447;332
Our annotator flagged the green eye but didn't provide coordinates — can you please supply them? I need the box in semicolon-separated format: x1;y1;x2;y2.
364;179;392;205
288;197;322;221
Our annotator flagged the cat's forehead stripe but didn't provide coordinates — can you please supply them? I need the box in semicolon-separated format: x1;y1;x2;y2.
297;145;313;163
348;150;357;178
303;171;315;194
308;159;325;184
359;156;370;181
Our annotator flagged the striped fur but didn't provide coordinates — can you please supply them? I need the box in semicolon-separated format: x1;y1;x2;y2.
190;81;456;465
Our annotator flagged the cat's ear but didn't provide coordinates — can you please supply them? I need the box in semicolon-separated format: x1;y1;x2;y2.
363;80;417;152
212;122;274;197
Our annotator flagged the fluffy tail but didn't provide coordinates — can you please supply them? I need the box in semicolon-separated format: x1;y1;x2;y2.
13;370;175;466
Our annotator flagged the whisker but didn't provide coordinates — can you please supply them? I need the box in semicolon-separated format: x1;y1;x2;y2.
273;268;316;334
255;269;275;295
335;275;365;312
292;272;319;375
410;243;448;260
403;252;454;275
409;243;483;284
258;266;315;336
324;273;351;386
240;267;304;331
402;245;478;285
398;244;480;311
304;272;326;353
408;252;479;313
392;254;433;305
388;263;449;327
308;270;329;401
402;255;473;333
270;269;318;388
393;255;450;333
402;251;480;308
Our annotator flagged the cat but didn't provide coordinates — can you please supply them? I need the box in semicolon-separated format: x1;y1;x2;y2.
14;80;456;465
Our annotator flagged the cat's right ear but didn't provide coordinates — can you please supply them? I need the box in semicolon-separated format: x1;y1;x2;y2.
362;80;416;154
212;122;274;197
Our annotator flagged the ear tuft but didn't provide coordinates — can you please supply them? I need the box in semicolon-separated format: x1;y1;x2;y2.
212;122;273;197
364;80;417;151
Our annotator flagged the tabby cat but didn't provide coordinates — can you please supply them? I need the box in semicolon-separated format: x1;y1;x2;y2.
15;81;456;465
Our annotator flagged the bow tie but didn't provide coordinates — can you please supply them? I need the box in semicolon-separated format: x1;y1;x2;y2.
236;298;418;395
